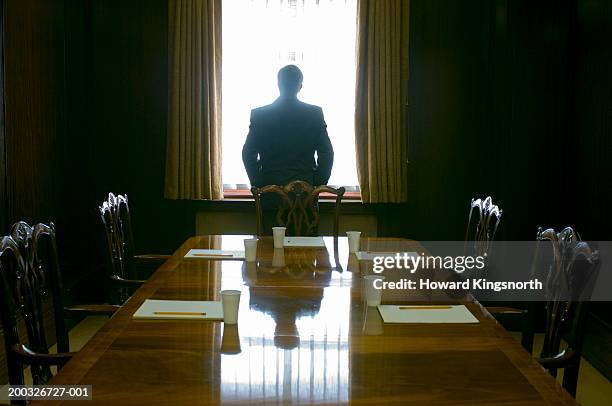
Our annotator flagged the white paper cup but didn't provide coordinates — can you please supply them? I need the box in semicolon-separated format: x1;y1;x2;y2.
346;231;361;253
272;227;286;248
244;238;258;262
363;275;385;307
272;248;285;267
221;290;241;324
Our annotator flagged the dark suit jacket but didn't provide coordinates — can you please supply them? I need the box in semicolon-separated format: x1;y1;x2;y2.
242;97;334;187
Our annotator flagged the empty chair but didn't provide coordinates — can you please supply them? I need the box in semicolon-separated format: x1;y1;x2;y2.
464;196;502;257
11;221;120;317
0;222;118;391
0;234;73;391
531;226;599;397
251;180;345;237
463;197;534;350
99;193;169;303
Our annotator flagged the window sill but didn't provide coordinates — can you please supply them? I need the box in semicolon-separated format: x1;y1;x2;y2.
223;188;362;201
198;192;368;215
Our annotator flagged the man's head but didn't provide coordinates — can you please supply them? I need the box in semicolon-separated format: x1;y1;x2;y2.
277;65;303;97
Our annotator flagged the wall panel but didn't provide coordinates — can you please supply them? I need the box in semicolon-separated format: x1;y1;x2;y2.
4;0;66;225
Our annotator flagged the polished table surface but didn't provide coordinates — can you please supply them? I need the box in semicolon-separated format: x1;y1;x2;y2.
35;236;576;405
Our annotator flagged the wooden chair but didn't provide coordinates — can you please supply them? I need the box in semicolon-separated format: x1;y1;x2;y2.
0;234;74;392
11;221;120;317
463;197;535;350
251;180;345;237
531;226;600;397
464;196;502;257
99;193;169;302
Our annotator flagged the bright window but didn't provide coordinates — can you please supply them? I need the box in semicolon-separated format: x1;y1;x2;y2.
221;0;358;190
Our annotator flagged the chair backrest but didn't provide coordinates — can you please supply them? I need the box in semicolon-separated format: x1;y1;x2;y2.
531;226;600;394
0;223;68;385
11;221;34;270
251;180;345;237
464;196;502;256
99;193;137;280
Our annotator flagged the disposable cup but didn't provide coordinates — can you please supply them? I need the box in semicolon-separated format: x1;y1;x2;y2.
221;290;241;324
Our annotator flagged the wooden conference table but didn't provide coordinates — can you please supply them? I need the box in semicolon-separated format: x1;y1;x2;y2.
35;235;576;405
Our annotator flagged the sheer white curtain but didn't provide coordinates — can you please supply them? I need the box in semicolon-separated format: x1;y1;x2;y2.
222;0;358;188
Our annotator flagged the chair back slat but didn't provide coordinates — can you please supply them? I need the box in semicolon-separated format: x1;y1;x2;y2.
251;181;345;237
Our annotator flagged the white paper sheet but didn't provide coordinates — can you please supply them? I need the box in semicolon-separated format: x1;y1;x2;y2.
283;236;326;247
377;305;479;324
355;251;418;261
133;299;224;320
184;249;245;260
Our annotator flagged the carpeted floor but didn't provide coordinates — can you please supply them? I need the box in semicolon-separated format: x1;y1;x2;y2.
582;314;612;382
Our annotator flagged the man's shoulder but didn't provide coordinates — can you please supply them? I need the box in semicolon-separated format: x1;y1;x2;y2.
296;100;323;114
251;103;275;117
251;100;323;119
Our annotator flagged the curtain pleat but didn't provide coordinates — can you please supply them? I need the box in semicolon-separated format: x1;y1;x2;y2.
166;0;222;200
355;0;410;203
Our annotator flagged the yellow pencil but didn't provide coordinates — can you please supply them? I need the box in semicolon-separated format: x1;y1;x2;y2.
398;306;453;310
153;311;207;316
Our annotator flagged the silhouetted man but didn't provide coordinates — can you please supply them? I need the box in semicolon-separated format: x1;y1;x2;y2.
242;65;334;188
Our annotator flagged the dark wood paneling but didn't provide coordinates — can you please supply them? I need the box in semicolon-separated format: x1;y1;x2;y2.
406;0;576;241
59;0;98;278
575;0;612;241
406;0;491;240
3;0;65;225
0;0;6;234
574;0;612;323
